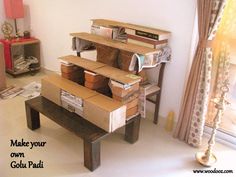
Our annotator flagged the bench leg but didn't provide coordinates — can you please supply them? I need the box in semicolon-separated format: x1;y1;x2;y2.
84;140;100;171
25;103;40;130
125;116;141;144
153;93;161;124
153;63;165;124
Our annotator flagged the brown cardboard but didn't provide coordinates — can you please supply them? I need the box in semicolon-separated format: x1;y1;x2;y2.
126;98;139;110
85;79;108;90
84;94;126;132
41;78;61;106
85;71;106;82
41;74;126;132
42;74;97;99
112;92;139;102
126;106;138;118
59;55;106;71
110;82;139;97
61;64;79;73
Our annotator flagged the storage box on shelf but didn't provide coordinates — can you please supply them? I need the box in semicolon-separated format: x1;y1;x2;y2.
0;38;40;76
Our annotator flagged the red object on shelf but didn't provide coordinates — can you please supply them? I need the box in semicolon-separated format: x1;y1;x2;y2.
0;38;37;70
4;0;24;19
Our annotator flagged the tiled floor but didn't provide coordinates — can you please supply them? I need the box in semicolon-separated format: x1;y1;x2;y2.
0;71;235;177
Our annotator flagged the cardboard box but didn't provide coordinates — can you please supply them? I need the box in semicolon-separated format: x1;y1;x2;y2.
61;64;79;73
126;106;138;118
42;74;126;132
61;68;84;84
41;78;61;106
61;99;83;117
41;75;97;106
84;94;126;132
110;81;139;97
84;70;106;82
85;79;108;90
126;97;139;110
112;92;139;102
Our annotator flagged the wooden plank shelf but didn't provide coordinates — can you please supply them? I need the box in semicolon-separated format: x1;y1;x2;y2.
95;65;140;85
92;19;171;37
59;55;141;85
59;55;106;71
70;32;158;56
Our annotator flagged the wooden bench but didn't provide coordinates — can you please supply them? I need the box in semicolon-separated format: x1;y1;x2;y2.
25;96;141;171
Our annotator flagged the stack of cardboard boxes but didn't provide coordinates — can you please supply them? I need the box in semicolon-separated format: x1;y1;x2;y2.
109;80;139;119
41;18;169;132
84;70;109;94
41;74;127;132
41;55;142;132
60;62;84;85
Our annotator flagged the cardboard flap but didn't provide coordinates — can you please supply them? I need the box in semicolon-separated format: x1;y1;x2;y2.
59;55;106;71
86;94;125;112
42;74;97;99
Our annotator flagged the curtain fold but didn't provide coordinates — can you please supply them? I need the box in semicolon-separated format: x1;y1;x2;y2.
173;0;227;147
207;0;236;126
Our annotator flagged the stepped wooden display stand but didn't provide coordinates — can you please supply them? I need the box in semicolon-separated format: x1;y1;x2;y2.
71;19;171;124
25;19;170;171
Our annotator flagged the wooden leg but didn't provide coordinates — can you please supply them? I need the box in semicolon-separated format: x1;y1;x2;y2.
83;140;100;171
25;103;40;130
153;63;165;124
125;115;141;144
153;93;161;124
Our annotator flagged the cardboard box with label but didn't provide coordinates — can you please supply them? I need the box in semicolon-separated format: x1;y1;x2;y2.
41;74;126;132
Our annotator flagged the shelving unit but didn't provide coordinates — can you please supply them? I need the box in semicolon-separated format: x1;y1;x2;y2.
0;38;40;76
71;19;171;124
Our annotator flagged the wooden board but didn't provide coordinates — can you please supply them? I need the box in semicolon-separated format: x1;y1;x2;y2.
59;55;141;85
59;55;106;71
92;19;171;37
95;66;141;85
70;32;158;55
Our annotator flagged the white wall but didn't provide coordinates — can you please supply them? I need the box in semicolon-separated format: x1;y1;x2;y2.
1;0;197;120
